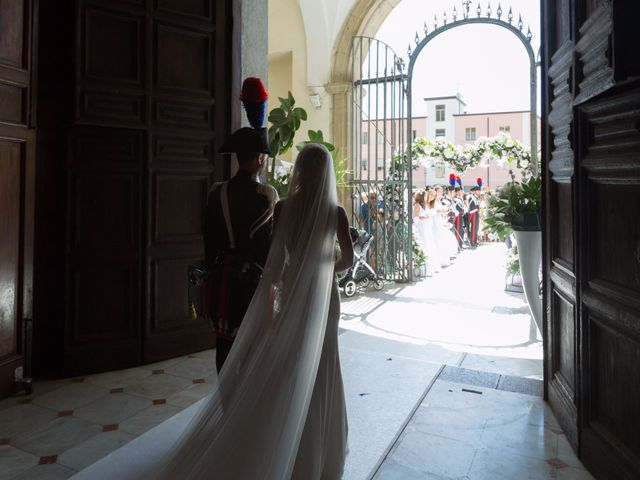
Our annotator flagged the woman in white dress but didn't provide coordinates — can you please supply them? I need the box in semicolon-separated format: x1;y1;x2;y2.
432;186;459;266
135;143;354;480
422;188;441;276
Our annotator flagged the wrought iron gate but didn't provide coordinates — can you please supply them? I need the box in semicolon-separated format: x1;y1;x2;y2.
351;36;411;281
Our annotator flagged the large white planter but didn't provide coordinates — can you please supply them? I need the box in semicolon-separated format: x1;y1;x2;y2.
513;230;542;335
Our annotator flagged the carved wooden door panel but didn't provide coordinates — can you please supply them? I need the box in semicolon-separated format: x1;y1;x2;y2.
62;0;228;373
543;1;640;478
143;0;222;362
0;0;36;398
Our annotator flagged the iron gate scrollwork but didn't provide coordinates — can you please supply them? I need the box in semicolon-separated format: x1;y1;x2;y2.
351;2;539;282
351;36;411;282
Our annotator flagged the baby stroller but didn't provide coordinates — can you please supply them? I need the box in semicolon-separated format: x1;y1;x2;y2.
338;227;384;297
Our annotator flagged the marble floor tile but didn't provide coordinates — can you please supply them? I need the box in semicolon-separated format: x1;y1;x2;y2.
118;404;183;436
32;379;73;397
423;380;541;426
480;416;558;460
165;357;216;380
12;463;77;480
386;430;477;479
467;447;555;480
409;403;486;445
57;430;135;471
73;393;151;426
461;354;543;380
0;445;39;478
555;466;595;480
139;356;189;372
123;373;192;400
186;349;215;361
12;417;101;457
556;434;587;469
0;403;58;439
373;458;443;480
166;383;213;408
0;395;22;413
32;383;109;412
84;368;152;390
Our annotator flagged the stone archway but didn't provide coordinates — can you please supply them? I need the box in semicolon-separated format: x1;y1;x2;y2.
328;0;403;167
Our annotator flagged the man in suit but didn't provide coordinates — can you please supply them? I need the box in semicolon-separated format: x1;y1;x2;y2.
204;127;278;371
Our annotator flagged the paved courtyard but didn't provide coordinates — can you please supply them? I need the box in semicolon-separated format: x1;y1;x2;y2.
1;243;593;479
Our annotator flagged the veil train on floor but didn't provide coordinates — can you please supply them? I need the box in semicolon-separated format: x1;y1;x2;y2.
134;144;339;480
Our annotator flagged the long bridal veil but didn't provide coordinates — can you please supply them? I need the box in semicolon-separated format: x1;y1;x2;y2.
147;143;339;479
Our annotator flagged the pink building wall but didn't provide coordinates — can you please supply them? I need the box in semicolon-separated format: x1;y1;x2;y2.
454;111;541;189
358;111;541;191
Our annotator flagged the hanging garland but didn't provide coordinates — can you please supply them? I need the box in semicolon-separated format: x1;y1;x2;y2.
411;134;537;179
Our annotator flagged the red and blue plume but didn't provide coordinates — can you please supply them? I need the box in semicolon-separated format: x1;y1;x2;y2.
449;173;456;187
456;176;462;186
476;177;483;187
240;77;268;129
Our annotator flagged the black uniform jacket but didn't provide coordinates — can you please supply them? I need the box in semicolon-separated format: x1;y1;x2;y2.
203;170;278;338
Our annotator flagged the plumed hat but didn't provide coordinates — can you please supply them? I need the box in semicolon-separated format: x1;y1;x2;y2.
218;77;270;154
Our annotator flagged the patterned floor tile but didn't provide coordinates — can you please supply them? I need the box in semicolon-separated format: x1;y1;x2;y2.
124;373;192;400
12;417;101;457
166;383;213;408
0;445;39;478
165;357;216;380
73;393;151;426
119;404;183;436
0;403;58;440
32;383;109;412
57;430;135;471
12;462;77;480
84;368;152;390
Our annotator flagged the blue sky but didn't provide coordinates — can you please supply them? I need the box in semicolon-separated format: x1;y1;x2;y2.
374;0;541;115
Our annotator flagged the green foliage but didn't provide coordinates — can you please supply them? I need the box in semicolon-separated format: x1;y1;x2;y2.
505;245;520;277
413;238;427;267
410;134;538;177
270;171;291;199
267;91;307;161
297;129;349;189
483;176;542;241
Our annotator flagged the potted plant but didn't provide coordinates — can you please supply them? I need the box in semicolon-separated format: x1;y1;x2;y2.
484;175;542;334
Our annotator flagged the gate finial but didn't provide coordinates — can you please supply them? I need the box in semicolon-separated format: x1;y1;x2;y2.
453;5;458;21
476;3;482;18
497;3;502;19
508;6;513;23
487;3;492;18
518;13;524;30
443;10;448;25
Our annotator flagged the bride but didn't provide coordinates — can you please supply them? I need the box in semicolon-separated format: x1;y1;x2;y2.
138;143;354;480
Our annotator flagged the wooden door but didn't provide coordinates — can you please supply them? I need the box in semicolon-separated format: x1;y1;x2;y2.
543;1;640;478
57;0;228;374
0;0;36;397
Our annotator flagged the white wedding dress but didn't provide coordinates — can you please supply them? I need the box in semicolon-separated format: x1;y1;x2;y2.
292;280;347;479
122;144;347;480
432;209;458;267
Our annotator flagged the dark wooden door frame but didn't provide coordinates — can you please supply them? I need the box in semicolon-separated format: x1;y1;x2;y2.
542;1;640;478
0;0;37;397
